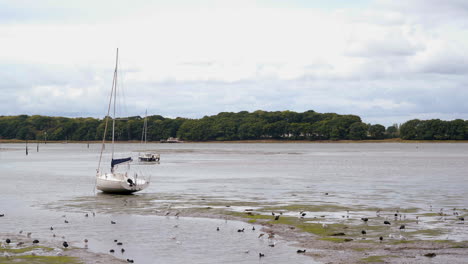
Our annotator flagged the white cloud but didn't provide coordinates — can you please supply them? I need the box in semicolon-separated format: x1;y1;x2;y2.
0;0;467;125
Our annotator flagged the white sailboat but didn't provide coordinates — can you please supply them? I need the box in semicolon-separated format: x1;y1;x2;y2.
96;49;150;194
138;110;160;163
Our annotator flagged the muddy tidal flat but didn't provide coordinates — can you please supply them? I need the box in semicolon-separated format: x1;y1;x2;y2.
0;142;467;263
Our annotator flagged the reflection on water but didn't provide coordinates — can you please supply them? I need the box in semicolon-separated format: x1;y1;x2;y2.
1;142;467;262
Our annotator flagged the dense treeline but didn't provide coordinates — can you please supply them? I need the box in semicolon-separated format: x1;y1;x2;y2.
0;110;402;141
176;110;396;141
399;119;468;140
0;114;184;141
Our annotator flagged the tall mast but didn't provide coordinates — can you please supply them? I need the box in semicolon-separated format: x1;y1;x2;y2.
97;48;118;172
141;109;148;145
144;109;148;144
111;48;119;160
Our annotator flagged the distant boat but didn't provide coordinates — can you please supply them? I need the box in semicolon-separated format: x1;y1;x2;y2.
95;49;150;194
138;110;160;163
160;137;183;143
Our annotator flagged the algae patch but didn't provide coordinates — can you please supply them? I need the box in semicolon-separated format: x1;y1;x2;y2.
0;245;54;254
0;255;82;264
359;255;387;263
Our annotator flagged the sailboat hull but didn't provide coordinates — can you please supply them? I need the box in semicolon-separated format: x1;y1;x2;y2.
96;173;149;194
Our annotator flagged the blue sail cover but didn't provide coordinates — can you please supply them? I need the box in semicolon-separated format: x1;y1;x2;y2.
111;157;132;168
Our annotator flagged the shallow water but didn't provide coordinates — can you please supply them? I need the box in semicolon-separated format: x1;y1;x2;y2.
0;142;467;262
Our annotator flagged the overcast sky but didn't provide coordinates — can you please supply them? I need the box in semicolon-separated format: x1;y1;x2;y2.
1;0;467;126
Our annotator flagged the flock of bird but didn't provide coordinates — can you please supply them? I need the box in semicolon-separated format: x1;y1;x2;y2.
2;212;135;263
2;210;308;263
1;204;465;263
356;207;465;242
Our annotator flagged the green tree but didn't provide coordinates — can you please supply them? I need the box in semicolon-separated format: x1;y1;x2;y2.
349;122;368;140
386;124;399;138
368;124;386;139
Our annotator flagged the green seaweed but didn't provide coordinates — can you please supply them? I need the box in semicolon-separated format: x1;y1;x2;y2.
399;208;419;213
420;213;440;217
319;237;349;243
264;204;351;212
356;239;377;244
352;247;370;252
451;242;468;248
226;210;351;237
0;255;82;264
406;228;445;237
0;246;54;254
359;255;386;263
390;240;415;245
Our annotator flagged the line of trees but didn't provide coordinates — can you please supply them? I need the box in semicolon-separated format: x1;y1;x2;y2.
399;119;468;140
0;110;402;141
176;110;397;141
0;114;185;141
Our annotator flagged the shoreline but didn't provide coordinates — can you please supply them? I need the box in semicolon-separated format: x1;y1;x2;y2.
154;207;468;264
1;138;468;144
2;210;467;264
41;191;468;264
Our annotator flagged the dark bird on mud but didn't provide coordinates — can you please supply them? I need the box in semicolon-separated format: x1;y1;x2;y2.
399;225;405;230
424;253;436;258
84;239;88;243
121;248;125;253
63;241;69;248
5;238;11;244
297;249;306;253
259;253;265;258
361;230;366;235
237;228;245;232
33;239;39;244
50;227;53;231
379;236;383;242
114;240;118;242
17;242;24;246
459;217;465;221
268;244;275;247
384;221;391;225
274;215;280;221
110;249;115;253
111;221;116;224
216;227;219;231
325;193;328;195
27;232;32;237
361;218;368;222
92;212;95;217
271;212;275;216
127;259;134;263
117;242;123;246
258;233;265;238
252;226;255;231
64;220;69;224
0;214;4;217
85;213;88;217
301;213;306;218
